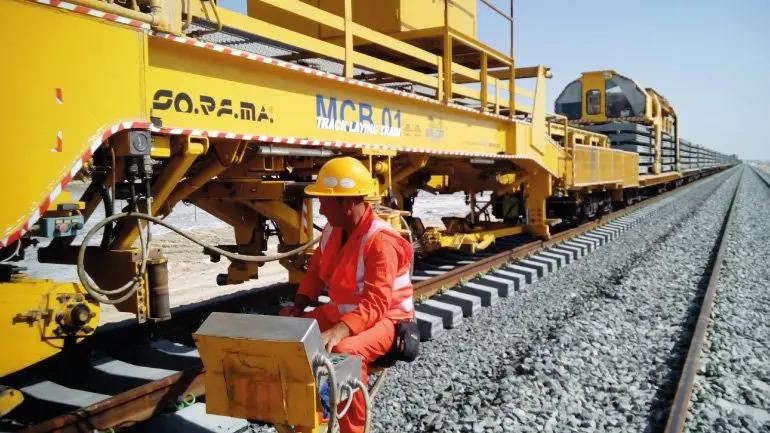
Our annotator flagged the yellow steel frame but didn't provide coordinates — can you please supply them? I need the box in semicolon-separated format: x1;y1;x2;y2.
0;0;148;246
0;387;23;417
421;225;525;254
0;279;100;377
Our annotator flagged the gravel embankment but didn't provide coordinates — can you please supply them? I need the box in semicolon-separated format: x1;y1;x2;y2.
371;167;741;433
686;168;770;433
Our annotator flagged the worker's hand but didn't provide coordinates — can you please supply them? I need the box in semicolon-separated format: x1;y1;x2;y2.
278;294;312;317
321;322;351;352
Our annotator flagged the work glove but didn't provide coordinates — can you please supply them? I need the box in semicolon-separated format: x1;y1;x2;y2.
278;294;312;317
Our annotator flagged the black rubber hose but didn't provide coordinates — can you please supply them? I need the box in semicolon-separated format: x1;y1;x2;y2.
97;182;114;248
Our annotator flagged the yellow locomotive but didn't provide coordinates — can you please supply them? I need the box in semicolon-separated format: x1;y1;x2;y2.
548;70;735;221
0;0;734;402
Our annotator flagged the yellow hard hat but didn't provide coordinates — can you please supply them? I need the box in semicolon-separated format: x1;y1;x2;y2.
305;157;376;197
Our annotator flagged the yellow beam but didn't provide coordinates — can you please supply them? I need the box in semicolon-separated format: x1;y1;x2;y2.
447;27;512;66
436;56;444;102
450;83;481;101
246;200;302;244
0;1;148;245
146;34;512;156
112;140;204;250
480;51;488;112
639;172;681;187
256;0;344;31
343;0;353;79
350;23;438;67
493;78;500;114
516;104;533;114
58;0;153;24
353;52;438;89
216;8;345;61
1;280;100;377
442;26;452;103
514;66;545;79
424;225;525;253
452;62;480;83
515;87;535;99
0;387;23;417
508;63;515;119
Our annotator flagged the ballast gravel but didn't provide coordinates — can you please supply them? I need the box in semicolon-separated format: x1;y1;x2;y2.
686;168;770;433
372;167;742;433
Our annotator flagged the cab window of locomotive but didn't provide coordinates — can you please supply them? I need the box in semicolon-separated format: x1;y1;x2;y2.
605;75;645;118
586;89;601;115
554;80;582;120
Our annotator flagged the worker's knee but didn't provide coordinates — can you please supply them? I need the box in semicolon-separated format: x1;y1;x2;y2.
332;338;363;357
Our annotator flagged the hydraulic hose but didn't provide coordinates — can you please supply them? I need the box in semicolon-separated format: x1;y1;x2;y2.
351;378;372;433
0;240;21;263
312;353;372;433
77;211;319;304
336;382;356;418
97;182;114;248
78;214;150;304
312;354;339;433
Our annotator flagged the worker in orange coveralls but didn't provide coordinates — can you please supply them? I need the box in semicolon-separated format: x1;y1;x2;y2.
280;157;414;433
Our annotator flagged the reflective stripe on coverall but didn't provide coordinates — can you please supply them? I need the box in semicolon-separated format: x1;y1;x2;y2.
297;204;414;433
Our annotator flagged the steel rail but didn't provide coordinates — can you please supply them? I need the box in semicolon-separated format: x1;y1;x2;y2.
663;167;742;433
413;171;707;298
22;367;204;433
20;168;733;433
750;165;770;189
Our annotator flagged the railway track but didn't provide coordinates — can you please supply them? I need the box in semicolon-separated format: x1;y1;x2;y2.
665;165;768;433
1;169;731;433
750;164;770;189
662;167;740;433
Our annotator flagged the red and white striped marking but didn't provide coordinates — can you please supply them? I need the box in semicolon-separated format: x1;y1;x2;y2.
149;31;526;124
31;0;151;30
301;200;312;240
1;121;151;248
53;130;63;153
9;0;553;247
30;0;514;125
155;126;542;161
53;89;64;152
2;119;556;248
31;0;533;126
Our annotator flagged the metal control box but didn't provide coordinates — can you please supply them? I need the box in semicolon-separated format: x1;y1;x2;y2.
194;312;362;428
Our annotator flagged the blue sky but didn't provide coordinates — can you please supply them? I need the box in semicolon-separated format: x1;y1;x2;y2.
217;0;769;160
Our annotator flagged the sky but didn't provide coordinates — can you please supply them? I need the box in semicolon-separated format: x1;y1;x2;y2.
218;0;769;160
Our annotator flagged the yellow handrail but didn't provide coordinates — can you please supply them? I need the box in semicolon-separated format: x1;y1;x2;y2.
205;0;526;116
67;0;154;24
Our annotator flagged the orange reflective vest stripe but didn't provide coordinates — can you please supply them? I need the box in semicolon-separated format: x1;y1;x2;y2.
319;218;414;316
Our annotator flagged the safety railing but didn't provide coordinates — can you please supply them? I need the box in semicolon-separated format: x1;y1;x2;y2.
212;0;532;118
68;0;542;119
545;114;610;149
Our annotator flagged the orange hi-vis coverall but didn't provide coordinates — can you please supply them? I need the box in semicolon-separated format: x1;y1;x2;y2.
297;204;414;433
